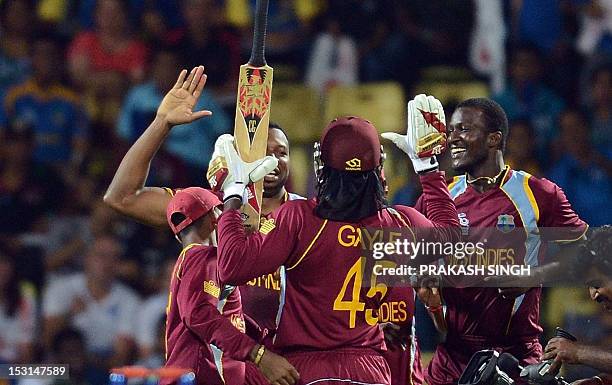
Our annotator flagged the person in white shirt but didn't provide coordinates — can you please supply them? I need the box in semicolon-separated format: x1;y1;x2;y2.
43;235;140;367
305;13;358;96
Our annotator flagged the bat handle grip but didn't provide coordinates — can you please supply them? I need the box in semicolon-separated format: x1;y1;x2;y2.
249;0;269;67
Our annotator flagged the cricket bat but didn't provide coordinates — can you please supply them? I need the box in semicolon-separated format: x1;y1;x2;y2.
233;0;273;230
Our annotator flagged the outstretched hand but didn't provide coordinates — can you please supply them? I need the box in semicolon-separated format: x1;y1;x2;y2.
157;66;212;126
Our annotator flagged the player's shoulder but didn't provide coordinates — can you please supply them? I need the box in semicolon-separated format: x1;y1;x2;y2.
185;244;217;263
391;204;419;217
278;197;315;213
513;169;561;197
389;205;423;225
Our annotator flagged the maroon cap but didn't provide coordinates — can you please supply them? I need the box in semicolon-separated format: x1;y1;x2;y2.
166;187;222;234
320;116;381;172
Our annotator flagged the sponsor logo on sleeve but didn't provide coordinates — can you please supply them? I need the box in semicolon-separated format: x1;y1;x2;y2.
203;280;221;298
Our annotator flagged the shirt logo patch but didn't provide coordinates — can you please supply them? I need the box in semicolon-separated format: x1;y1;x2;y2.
259;218;276;235
458;212;469;235
496;214;515;233
203;280;221;298
345;158;362;171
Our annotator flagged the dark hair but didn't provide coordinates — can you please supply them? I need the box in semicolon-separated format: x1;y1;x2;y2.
51;328;85;354
315;166;387;222
457;98;509;151
583;226;612;276
269;122;289;142
175;214;206;241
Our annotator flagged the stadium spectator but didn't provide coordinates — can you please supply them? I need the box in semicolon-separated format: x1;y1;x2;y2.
136;258;174;360
505;119;542;176
174;0;241;98
493;44;565;161
43;197;126;278
68;0;148;128
0;0;34;92
305;11;358;96
43;235;140;368
68;0;148;85
0;248;35;363
510;0;563;53
117;49;230;183
576;0;612;57
0;128;61;236
548;109;612;226
0;38;88;185
135;315;166;369
48;328;108;385
586;63;612;156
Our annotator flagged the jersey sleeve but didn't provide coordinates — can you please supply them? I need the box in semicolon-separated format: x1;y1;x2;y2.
394;172;460;246
417;171;459;231
176;252;257;361
413;194;426;215
531;177;588;242
217;203;301;285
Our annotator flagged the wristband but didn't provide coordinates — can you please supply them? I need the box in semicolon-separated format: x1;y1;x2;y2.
254;344;266;366
426;304;443;313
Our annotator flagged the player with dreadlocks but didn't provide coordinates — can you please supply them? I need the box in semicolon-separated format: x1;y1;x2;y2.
208;95;459;384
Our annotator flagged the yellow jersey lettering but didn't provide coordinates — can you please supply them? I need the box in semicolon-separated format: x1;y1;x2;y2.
338;225;361;247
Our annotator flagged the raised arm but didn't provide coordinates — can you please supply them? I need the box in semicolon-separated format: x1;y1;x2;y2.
104;66;212;226
382;94;459;242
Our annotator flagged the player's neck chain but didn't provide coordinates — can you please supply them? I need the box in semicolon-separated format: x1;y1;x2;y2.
466;166;508;187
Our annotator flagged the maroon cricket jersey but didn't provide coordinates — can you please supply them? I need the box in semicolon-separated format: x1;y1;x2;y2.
239;192;305;339
163;244;257;385
415;167;587;385
217;172;458;378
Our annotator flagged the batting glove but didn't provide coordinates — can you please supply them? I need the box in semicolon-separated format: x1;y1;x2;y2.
207;134;278;203
381;94;447;174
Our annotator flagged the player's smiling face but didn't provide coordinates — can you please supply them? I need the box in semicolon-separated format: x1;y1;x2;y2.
448;107;491;173
263;128;289;198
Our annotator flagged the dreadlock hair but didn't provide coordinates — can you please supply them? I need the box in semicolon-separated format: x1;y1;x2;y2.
569;225;612;280
315;166;387;222
584;225;612;275
457;98;509;152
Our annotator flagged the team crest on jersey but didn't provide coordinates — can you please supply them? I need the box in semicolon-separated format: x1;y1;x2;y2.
496;214;515;233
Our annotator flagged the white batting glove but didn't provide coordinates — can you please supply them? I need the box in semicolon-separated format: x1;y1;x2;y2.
381;94;447;174
207;134;278;203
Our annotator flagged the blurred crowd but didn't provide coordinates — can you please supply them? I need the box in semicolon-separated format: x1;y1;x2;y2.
0;0;610;382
